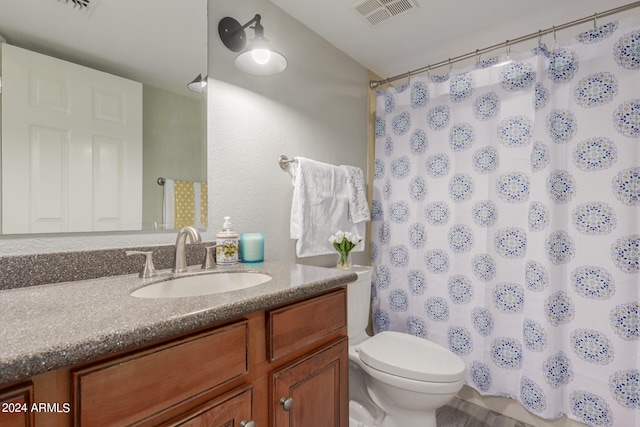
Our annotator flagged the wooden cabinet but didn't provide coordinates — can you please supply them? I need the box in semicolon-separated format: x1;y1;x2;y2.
0;287;348;427
0;383;35;427
267;288;349;427
267;290;347;362
161;385;253;427
271;339;348;427
72;321;248;426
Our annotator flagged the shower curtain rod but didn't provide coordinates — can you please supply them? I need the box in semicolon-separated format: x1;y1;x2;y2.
369;1;640;89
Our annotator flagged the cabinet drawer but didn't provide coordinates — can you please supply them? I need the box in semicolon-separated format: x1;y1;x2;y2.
267;289;347;361
73;321;248;426
161;385;252;427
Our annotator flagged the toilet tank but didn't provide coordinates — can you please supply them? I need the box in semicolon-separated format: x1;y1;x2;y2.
347;266;373;341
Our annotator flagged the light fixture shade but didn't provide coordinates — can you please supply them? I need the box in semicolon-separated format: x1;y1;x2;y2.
234;38;287;76
187;74;207;93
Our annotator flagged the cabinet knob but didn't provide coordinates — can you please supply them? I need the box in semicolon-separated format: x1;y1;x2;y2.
240;421;255;427
280;397;294;411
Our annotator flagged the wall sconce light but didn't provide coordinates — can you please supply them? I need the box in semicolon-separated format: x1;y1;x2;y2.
218;14;287;76
187;74;207;93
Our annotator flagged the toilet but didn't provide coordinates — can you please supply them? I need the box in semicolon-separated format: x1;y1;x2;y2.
348;266;466;427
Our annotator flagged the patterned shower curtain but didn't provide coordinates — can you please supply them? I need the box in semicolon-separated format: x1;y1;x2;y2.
372;19;638;427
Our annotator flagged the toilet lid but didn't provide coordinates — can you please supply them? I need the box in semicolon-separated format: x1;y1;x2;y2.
358;331;465;382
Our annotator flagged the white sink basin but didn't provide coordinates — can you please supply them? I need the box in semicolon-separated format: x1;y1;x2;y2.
131;272;272;298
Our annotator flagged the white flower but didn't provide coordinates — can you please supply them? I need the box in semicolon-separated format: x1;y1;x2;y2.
329;230;363;256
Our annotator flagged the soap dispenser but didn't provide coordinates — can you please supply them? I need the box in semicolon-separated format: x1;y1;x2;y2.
216;216;239;265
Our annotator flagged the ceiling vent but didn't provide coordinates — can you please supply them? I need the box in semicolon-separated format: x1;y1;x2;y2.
57;0;98;14
351;0;419;27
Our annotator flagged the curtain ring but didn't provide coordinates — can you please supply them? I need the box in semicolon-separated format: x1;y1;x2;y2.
593;12;598;29
552;25;557;44
448;59;452;73
427;65;431;80
475;49;480;66
538;30;542;46
407;71;411;85
506;40;511;58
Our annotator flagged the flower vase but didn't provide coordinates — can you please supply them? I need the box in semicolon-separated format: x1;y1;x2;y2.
337;251;352;270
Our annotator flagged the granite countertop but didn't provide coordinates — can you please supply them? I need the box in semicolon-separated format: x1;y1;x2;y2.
0;261;357;384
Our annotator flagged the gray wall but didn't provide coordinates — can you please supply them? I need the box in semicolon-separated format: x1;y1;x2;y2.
207;0;369;267
142;86;207;230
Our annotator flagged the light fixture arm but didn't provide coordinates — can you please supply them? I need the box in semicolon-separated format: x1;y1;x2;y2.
250;15;265;39
236;14;262;35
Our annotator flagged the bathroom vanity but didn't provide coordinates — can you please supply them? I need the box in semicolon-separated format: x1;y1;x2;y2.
0;261;356;427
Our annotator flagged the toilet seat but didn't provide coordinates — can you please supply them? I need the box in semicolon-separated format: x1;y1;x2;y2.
358;331;465;383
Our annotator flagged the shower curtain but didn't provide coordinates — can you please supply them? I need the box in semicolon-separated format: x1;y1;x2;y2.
372;19;638;427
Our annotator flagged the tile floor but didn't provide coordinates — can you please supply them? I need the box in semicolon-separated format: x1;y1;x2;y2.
436;398;534;427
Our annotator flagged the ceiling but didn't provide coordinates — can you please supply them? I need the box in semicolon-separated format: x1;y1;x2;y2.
0;0;637;95
0;0;207;97
271;0;638;81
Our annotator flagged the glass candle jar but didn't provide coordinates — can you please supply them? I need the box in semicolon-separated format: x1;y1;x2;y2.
240;232;265;263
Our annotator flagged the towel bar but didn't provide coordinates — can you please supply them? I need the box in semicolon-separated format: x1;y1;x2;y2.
278;155;296;170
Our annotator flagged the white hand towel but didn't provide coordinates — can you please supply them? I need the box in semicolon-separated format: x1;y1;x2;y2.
289;157;365;258
341;165;370;223
162;179;176;229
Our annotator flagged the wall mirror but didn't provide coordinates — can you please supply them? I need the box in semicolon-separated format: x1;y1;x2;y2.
0;0;207;235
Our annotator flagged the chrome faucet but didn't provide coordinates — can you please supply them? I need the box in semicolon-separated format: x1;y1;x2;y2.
173;226;202;273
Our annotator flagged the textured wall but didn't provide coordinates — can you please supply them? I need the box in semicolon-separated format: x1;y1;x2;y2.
207;0;369;267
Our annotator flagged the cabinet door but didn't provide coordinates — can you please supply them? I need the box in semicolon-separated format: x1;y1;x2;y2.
162;385;253;427
271;338;348;427
0;383;34;427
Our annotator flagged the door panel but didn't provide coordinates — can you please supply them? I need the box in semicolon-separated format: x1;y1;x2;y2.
1;43;142;233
